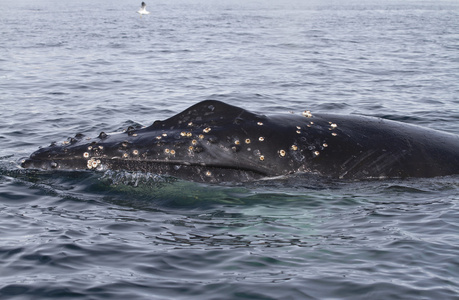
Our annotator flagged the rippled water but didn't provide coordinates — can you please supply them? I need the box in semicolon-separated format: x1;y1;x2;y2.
1;0;459;299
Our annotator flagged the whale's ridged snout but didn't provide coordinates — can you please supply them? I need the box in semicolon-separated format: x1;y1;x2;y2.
21;144;89;171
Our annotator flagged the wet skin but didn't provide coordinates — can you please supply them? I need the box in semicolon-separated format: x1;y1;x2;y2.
22;100;459;183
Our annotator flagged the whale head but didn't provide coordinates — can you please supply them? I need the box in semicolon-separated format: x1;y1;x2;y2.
21;100;323;182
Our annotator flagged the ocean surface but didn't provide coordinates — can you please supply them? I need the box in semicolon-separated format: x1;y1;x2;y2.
1;0;459;299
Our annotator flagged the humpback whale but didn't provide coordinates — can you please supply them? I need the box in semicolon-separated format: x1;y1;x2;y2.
21;100;459;183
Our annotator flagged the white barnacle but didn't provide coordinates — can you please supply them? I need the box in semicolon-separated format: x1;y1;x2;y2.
235;140;241;145
123;153;129;158
257;122;263;126
180;132;187;137
291;145;298;151
98;146;104;150
331;132;338;137
164;149;170;154
296;126;301;130
87;160;93;169
83;152;89;158
330;123;338;129
203;127;211;133
258;137;265;142
63;141;69;145
186;132;192;137
323;143;328;148
279;150;286;157
205;171;212;177
259;155;265;161
88;146;92;150
313;151;320;157
92;160;99;168
170;149;176;155
302;110;313;118
133;150;139;155
296;130;301;134
156;136;162;140
188;122;193;126
198;134;205;139
245;138;251;144
192;139;198;145
162;133;168;137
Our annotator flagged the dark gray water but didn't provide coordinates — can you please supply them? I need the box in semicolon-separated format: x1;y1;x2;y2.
1;0;459;299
